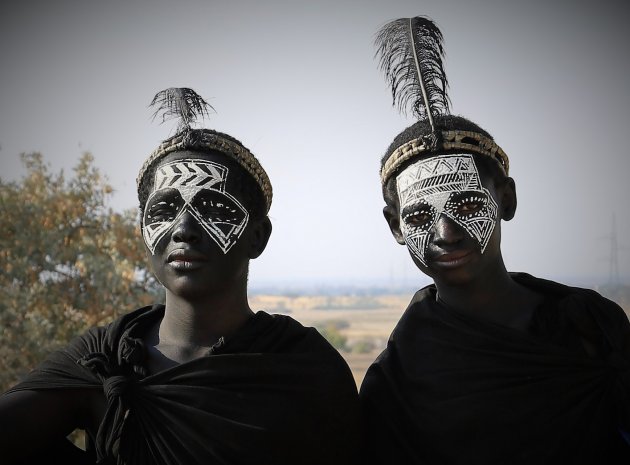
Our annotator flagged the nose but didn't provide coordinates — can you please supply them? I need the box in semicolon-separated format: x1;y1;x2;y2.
171;211;202;243
431;213;465;248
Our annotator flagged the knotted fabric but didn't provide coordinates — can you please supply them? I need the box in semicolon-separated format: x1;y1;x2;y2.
10;306;362;465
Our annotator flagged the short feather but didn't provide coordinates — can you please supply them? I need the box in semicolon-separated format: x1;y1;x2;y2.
150;88;214;134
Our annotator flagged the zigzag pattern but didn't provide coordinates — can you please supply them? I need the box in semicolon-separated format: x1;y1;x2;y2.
155;160;226;191
460;200;498;251
398;155;482;207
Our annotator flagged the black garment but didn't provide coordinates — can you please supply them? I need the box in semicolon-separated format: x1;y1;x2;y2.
9;306;361;465
360;273;630;464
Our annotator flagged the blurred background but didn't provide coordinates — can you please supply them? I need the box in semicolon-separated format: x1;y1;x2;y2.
2;0;629;289
1;0;629;386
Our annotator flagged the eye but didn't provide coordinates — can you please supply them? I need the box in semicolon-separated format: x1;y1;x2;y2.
402;207;434;228
146;201;180;222
201;200;231;218
193;194;245;223
144;189;184;224
452;195;487;216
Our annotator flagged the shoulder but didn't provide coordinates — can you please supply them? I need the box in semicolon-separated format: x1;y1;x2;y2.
10;305;162;391
257;312;358;373
246;311;357;399
512;272;627;320
63;304;161;359
386;284;437;339
361;285;436;385
253;311;346;355
514;273;630;352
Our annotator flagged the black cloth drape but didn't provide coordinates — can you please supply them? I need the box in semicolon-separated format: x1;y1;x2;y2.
360;273;630;464
9;306;362;465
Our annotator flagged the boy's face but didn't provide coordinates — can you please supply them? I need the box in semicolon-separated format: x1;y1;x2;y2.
142;156;249;255
396;154;498;267
141;150;257;299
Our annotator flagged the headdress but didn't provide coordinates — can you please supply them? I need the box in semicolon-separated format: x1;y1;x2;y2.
375;16;509;186
137;87;273;213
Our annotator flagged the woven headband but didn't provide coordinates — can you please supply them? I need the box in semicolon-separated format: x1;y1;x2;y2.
380;129;510;185
137;130;273;213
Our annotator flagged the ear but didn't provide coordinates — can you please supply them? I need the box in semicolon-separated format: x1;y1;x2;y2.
500;177;517;221
383;205;406;245
248;216;272;259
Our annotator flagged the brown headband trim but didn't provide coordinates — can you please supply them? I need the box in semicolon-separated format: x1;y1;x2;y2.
137;131;273;213
380;130;510;185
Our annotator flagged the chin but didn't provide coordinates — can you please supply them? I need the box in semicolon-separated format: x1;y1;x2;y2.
159;273;214;299
416;258;482;287
169;284;211;300
431;270;477;288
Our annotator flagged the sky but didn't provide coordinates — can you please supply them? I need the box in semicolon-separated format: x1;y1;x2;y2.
1;0;629;290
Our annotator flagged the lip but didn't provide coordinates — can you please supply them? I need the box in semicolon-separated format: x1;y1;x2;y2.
166;249;209;270
429;249;474;268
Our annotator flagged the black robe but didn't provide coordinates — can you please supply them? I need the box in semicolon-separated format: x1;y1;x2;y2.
360;273;630;464
7;306;362;465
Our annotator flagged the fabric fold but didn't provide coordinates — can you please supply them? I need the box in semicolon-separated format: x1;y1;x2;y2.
10;307;361;465
360;273;630;464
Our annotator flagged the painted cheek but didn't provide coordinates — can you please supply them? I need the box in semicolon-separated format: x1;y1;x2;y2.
142;192;186;254
400;220;432;266
188;190;249;254
449;200;498;253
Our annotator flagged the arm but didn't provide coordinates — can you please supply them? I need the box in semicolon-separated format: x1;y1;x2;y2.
0;388;95;464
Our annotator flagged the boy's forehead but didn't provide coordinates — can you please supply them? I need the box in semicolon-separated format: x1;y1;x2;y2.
396;154;484;205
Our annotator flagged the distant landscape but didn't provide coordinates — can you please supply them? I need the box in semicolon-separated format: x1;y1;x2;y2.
250;284;630;387
249;293;410;386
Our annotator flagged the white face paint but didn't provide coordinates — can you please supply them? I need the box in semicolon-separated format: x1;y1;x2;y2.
396;154;498;266
142;159;249;254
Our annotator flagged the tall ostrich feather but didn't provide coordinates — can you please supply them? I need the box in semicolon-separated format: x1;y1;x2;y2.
150;87;214;134
375;16;450;132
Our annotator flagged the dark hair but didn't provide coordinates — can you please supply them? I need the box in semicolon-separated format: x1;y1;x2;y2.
137;130;267;221
381;114;507;204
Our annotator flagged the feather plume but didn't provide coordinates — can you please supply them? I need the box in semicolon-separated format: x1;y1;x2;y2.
375;16;450;131
150;87;214;134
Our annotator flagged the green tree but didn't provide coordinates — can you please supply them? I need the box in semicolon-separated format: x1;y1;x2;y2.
0;153;160;391
315;320;349;352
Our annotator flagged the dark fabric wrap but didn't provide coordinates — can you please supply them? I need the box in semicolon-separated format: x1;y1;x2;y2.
360;273;630;464
10;307;362;465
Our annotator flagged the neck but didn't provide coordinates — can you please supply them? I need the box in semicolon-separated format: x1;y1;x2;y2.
159;282;253;349
434;255;514;314
432;256;541;331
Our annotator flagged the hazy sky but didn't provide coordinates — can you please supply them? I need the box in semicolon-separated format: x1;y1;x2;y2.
1;0;628;289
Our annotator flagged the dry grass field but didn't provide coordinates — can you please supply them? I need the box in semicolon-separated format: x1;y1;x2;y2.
249;294;413;387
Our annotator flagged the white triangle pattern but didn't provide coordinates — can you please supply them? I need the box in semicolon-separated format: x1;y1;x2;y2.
143;159;249;254
396;154;498;264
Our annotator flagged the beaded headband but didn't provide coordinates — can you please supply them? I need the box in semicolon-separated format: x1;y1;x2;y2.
380;129;509;185
136;130;273;213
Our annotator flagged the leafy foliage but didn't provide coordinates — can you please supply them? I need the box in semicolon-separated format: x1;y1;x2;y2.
0;153;161;390
350;339;377;354
315;320;349;352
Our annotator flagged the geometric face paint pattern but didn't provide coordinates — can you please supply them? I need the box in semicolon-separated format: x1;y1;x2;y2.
396;154;498;266
142;159;249;254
